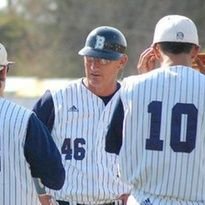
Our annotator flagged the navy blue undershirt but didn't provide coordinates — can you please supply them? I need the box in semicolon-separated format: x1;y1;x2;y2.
24;113;65;190
32;82;124;156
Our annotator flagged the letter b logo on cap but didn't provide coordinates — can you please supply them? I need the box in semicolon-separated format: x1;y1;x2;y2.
95;35;105;49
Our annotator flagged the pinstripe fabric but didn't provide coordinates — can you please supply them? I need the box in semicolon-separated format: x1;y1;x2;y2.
49;79;131;204
0;97;40;205
119;66;205;205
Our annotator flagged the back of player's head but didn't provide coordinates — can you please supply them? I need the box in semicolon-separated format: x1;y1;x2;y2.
153;15;199;46
157;42;195;54
78;26;127;60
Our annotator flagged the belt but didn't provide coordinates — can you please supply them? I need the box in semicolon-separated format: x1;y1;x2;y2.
57;200;123;205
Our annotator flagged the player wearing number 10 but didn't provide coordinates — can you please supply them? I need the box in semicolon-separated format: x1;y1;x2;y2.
106;15;205;205
33;26;131;205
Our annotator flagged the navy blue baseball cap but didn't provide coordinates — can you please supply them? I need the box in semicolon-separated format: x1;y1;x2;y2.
78;26;127;60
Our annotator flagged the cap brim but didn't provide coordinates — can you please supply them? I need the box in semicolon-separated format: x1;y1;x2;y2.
0;61;15;71
78;48;123;60
7;61;15;65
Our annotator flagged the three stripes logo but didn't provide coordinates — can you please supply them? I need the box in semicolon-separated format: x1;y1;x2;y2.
140;198;152;205
68;105;79;112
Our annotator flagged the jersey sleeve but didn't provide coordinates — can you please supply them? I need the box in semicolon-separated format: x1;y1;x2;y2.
105;98;124;155
32;90;54;132
24;113;65;190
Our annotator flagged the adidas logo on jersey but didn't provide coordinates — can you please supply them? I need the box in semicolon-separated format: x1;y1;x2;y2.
68;105;79;112
141;198;152;205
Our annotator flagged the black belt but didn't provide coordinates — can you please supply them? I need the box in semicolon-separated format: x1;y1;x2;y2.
57;200;121;205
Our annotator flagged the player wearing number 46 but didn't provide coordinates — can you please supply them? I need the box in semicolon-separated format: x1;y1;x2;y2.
32;26;131;205
106;15;205;205
0;43;65;205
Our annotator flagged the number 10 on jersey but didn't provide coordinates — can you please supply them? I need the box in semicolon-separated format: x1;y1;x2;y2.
146;101;198;153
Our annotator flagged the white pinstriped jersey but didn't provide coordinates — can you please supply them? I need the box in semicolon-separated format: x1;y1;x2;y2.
0;98;40;205
119;66;205;205
49;78;131;204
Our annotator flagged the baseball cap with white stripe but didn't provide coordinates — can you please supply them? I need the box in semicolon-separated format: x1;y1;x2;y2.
0;43;14;71
153;15;199;46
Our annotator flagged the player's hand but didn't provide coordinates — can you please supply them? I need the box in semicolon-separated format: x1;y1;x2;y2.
38;194;59;205
193;56;205;74
126;195;138;205
137;47;157;74
118;193;130;205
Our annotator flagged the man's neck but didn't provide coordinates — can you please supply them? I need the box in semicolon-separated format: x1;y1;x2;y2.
161;53;192;67
82;78;118;97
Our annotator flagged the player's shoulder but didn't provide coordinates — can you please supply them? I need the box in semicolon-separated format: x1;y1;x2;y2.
190;66;205;79
51;78;82;95
123;74;140;83
122;72;152;85
0;97;30;112
124;68;169;83
0;97;32;119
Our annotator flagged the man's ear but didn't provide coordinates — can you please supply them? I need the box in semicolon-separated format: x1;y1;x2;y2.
0;69;6;96
119;54;128;70
0;67;7;81
191;45;200;60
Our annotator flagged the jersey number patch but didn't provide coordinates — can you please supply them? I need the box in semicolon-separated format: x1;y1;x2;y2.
61;138;86;160
146;101;198;153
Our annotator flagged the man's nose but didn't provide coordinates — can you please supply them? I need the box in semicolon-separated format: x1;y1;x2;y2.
90;60;100;69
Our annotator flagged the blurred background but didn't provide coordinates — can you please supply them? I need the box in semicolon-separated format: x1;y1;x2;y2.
1;0;205;108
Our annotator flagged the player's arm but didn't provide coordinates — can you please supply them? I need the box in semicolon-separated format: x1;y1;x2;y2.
105;99;124;155
32;90;55;132
32;92;60;205
24;113;65;190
